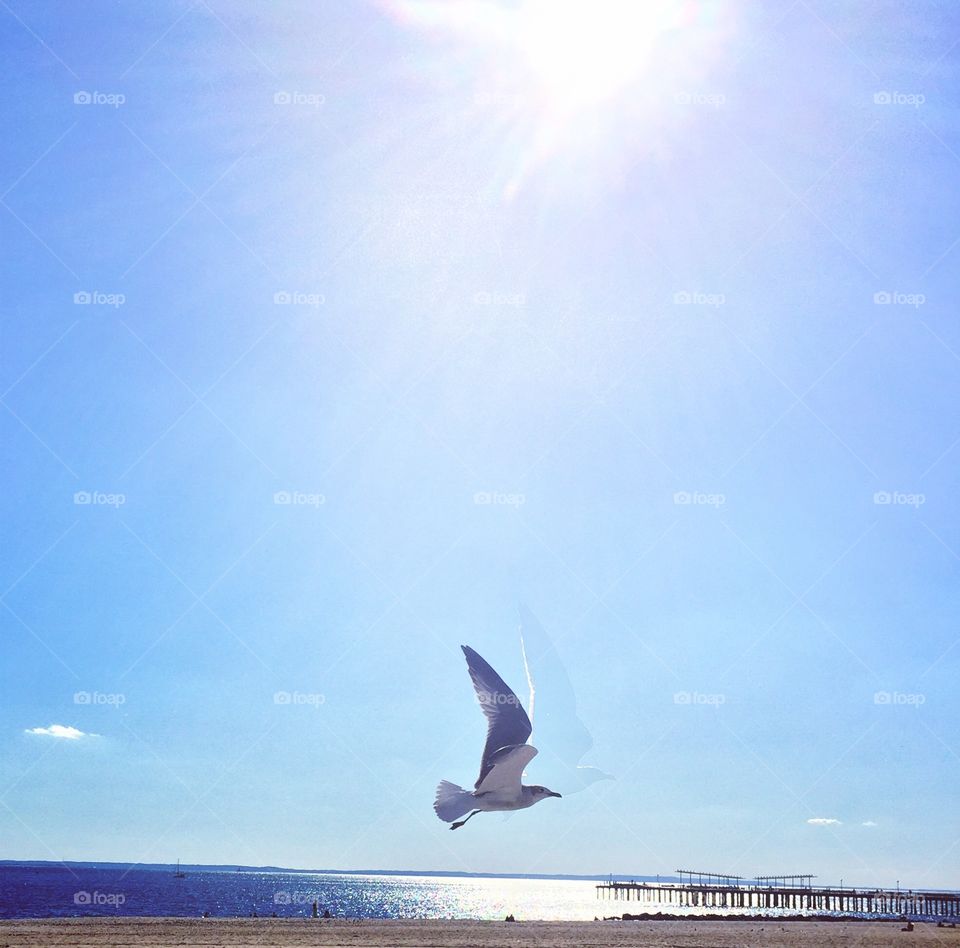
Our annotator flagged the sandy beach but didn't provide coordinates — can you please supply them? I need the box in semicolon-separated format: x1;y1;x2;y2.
2;918;958;947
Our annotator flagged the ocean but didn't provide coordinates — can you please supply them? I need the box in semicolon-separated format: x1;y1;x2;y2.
0;865;605;920
4;866;937;922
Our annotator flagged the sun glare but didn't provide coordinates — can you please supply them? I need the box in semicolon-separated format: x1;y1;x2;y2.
513;0;686;112
386;0;733;197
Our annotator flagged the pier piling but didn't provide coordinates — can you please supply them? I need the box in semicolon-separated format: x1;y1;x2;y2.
596;873;959;920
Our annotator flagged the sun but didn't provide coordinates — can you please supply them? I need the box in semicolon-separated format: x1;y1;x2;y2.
383;0;733;197
511;0;688;113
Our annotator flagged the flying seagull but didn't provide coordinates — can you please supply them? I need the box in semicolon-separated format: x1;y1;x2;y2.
434;645;561;830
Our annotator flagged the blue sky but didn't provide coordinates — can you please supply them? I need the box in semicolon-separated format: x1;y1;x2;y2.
1;0;959;888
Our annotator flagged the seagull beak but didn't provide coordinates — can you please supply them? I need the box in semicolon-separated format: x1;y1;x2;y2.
549;791;562;798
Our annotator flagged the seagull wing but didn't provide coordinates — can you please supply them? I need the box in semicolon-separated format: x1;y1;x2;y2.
461;645;533;789
475;743;538;794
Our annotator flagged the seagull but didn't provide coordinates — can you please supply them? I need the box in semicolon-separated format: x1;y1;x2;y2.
434;645;561;830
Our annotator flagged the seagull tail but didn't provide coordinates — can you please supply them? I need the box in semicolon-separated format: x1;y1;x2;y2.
434;780;475;823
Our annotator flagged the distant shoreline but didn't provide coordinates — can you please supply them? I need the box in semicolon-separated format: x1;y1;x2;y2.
0;860;636;883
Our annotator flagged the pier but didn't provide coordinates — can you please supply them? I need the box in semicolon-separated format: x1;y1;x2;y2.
597;870;960;919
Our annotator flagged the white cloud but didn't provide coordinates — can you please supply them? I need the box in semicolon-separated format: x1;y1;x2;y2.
862;820;878;827
25;724;94;740
807;817;842;826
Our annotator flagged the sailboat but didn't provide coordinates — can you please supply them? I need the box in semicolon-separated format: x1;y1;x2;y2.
174;859;186;878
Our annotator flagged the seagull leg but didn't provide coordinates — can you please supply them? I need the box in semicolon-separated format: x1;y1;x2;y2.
450;810;481;830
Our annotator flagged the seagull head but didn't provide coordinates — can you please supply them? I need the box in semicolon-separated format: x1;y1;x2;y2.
529;785;562;800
